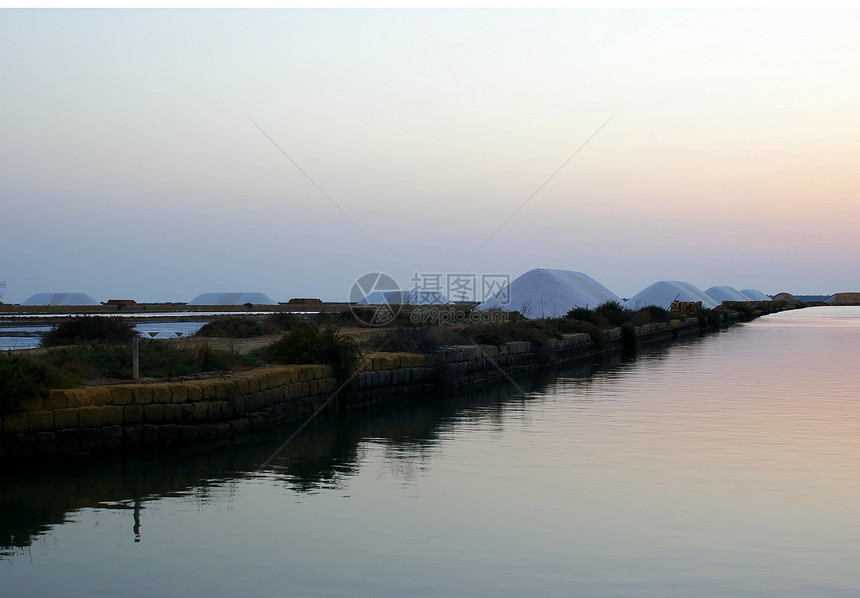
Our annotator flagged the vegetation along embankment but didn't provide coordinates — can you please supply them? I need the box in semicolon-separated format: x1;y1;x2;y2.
0;300;794;460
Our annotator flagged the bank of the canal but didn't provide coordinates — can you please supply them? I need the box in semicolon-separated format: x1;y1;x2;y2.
0;315;726;461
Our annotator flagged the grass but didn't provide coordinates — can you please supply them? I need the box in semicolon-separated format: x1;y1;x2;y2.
36;340;255;382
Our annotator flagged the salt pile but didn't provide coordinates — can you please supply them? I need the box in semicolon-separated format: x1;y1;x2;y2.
187;292;277;306
705;286;751;303
625;281;720;310
741;289;771;301
22;292;99;306
475;268;621;318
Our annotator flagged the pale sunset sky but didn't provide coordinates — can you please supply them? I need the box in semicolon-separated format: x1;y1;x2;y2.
1;7;858;303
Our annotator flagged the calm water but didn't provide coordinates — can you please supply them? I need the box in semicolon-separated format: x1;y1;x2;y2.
3;306;860;596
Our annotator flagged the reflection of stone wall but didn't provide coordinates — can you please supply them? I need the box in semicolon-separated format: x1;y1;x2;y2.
0;320;701;460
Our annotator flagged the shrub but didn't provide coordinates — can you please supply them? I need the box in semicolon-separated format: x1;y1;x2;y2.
197;317;267;338
41;316;136;346
362;327;472;354
593;301;631;327
263;312;303;332
258;324;362;380
565;306;595;322
632;305;671;325
0;351;80;413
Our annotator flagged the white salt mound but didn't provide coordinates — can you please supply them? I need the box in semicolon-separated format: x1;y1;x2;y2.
22;292;99;306
358;290;448;305
740;289;771;301
187;292;277;306
704;286;751;303
475;268;621;319
624;281;720;310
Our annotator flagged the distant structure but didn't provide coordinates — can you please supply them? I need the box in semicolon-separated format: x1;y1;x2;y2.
106;299;137;309
669;300;702;315
358;289;449;306
823;293;860;305
288;298;323;305
475;268;621;318
625;281;719;310
187;292;277;306
22;292;99;306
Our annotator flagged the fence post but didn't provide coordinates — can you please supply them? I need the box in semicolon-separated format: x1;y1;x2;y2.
132;335;140;381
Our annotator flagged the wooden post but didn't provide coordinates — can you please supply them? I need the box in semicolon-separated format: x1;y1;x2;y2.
132;335;140;381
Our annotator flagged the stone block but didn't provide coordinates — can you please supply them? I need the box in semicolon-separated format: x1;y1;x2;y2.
163;404;182;423
266;370;284;387
54;408;79;429
110;385;135;406
45;389;70;410
83;387;112;406
123;405;144;425
193;402;209;423
197;381;217;401
101;406;123;426
18;396;44;412
152;384;172;404
78;406;102;428
184;384;202;403
180;403;195;424
230;397;246;417
233;376;250;395
3;412;29;434
143;404;164;424
27;411;54;432
207;402;222;422
225;381;241;401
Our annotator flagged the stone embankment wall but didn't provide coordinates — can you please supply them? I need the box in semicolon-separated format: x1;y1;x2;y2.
0;319;703;460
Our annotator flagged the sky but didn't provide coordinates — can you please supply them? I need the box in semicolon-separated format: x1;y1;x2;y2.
1;8;859;304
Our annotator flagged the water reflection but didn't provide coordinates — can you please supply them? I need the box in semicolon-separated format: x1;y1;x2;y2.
0;354;607;557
